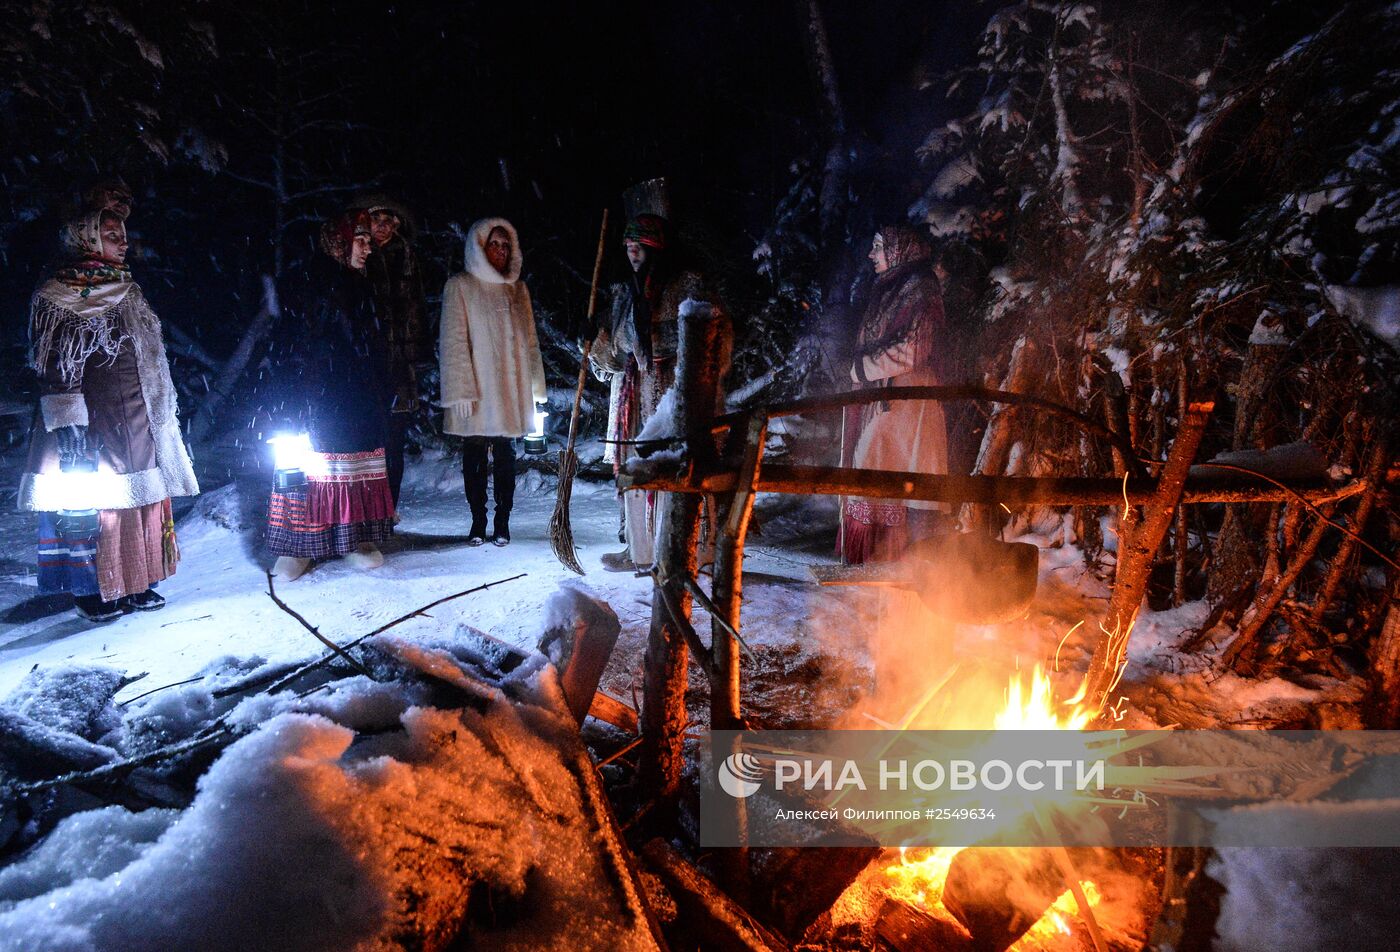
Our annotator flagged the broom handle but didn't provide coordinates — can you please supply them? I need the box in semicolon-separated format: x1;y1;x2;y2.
564;208;610;453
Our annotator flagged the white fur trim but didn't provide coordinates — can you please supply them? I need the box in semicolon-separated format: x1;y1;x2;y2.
18;467;170;512
152;420;200;498
40;393;90;431
464;217;522;285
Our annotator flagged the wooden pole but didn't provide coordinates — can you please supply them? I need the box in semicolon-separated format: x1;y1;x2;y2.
619;462;1364;508
711;414;767;731
709;415;766;900
639;302;731;807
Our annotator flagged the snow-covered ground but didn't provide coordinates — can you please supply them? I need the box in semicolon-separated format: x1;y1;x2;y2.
0;447;853;708
2;444;1393;950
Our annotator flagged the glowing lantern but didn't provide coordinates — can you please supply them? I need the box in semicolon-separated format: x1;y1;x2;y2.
267;432;312;489
523;406;548;455
54;458;100;540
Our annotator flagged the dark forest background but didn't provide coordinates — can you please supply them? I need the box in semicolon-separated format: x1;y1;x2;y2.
3;1;1399;700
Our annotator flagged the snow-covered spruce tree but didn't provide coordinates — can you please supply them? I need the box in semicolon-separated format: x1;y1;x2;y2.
913;1;1399;683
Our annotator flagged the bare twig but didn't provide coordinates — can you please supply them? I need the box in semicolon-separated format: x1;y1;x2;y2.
265;571;376;679
681;574;756;661
119;676;203;707
260;573;529;696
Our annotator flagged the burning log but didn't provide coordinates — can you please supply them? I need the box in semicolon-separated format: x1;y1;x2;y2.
940;847;1065;951
875;898;973;952
641;839;790;952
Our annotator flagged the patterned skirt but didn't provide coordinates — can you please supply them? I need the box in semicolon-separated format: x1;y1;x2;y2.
267;448;395;558
840;499;944;566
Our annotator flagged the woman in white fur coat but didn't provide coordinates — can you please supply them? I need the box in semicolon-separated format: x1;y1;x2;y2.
439;217;546;546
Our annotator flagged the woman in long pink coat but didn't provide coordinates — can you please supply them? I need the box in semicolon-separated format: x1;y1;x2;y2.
841;225;949;564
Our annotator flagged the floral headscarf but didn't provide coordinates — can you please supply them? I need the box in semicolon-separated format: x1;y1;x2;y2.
319;210;372;266
53;210;131;294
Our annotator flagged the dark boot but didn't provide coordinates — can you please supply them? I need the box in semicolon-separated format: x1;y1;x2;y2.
385;412;410;509
490;437;516;546
462;438;489;545
121;589;166;612
75;594;126;622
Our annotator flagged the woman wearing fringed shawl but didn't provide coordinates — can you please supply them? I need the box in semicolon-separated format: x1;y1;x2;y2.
266;210;395;580
840;224;950;564
18;209;200;622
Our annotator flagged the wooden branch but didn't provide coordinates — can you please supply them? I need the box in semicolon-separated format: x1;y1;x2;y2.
219;573;528;699
655;576;716;677
641;838;791;952
265;571;376;679
621;462;1366;507
1224;503;1337;672
713;382;1146;479
683;574;755;661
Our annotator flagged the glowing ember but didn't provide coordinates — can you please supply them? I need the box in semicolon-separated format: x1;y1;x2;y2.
881;846;1103;949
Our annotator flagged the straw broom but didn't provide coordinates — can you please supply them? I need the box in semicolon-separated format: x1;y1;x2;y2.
549;209;609;574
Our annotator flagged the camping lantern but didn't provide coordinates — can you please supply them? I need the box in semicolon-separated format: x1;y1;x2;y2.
523;406;548;455
268;432;312;490
55;458;100;541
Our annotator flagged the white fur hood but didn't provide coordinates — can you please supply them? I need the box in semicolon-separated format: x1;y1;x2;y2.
464;217;522;285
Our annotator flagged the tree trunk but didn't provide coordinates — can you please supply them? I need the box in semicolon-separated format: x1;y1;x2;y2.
969;336;1038;529
1206;335;1287;604
796;0;859;352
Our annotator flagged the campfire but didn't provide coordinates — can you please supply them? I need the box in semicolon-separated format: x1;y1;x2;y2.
822;605;1158;951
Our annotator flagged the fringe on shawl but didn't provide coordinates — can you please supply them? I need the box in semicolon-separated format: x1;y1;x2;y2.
28;291;130;387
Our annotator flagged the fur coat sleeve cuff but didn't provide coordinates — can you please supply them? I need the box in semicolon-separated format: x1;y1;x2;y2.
441;398;477;416
40;393;90;431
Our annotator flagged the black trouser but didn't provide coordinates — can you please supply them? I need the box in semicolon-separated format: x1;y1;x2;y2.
385;412;412;508
461;437;516;526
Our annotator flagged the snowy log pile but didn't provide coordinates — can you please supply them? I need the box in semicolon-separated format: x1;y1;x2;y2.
0;582;664;952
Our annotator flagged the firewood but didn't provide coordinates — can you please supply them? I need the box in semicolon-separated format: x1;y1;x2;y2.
641;838;790;952
940;847;1063;952
589;692;639;733
875;898;973;952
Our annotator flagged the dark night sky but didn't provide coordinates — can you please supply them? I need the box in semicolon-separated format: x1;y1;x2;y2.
2;1;982;363
335;0;977;259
